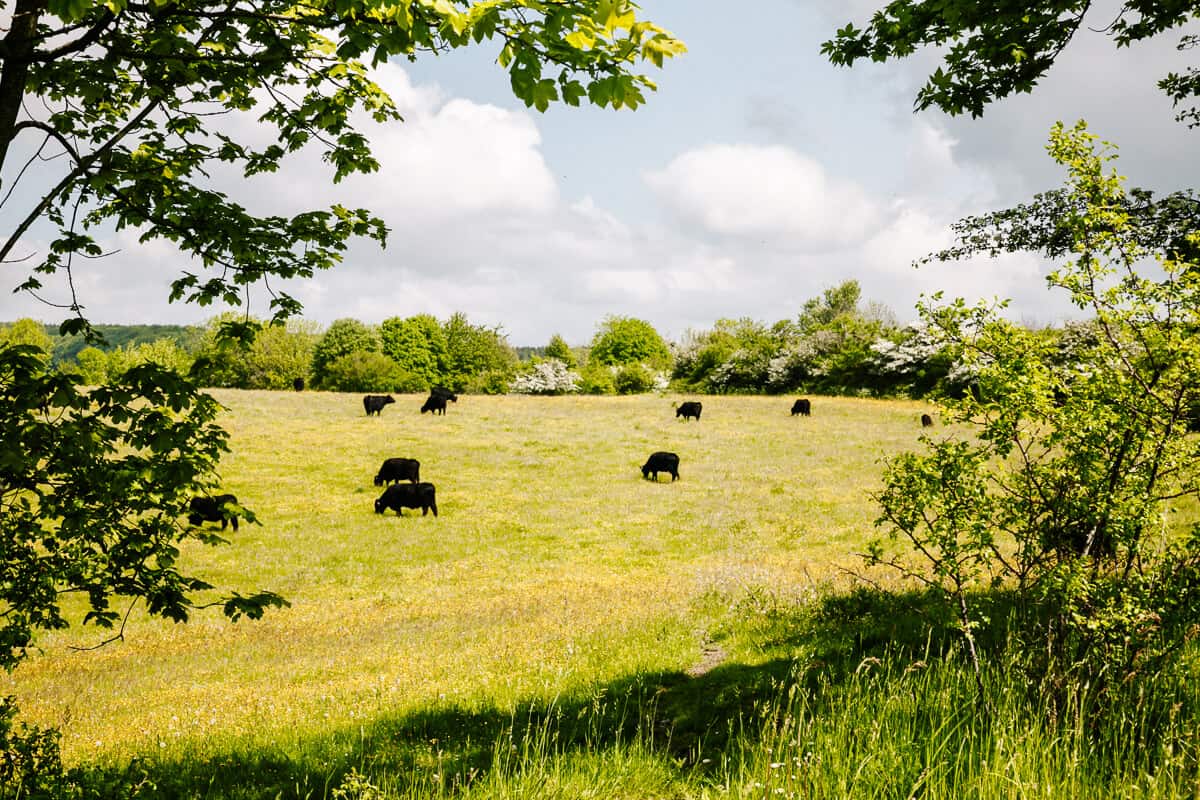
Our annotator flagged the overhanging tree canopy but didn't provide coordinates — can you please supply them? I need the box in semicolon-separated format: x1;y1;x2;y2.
822;1;1200;124
0;0;684;337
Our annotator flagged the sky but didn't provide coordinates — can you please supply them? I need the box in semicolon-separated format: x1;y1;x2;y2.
2;0;1199;345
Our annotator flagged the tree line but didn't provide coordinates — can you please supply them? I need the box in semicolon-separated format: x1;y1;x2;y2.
0;283;1116;398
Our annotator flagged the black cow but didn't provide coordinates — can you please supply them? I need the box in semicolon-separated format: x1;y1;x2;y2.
375;482;438;517
642;451;680;482
188;494;239;531
791;398;811;417
293;377;305;392
421;395;447;415
430;386;458;403
363;394;395;416
374;457;420;486
676;401;702;421
921;413;934;428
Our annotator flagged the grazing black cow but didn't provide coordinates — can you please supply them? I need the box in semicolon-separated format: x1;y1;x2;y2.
676;401;702;421
921;413;934;428
293;377;305;392
363;394;395;416
430;386;458;403
421;395;447;415
375;482;438;517
642;451;680;482
188;494;239;531
374;457;420;486
791;398;811;417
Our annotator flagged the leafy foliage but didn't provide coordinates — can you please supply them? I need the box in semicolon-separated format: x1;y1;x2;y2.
0;320;54;358
822;2;1200;122
378;314;446;390
191;316;317;390
321;350;415;393
871;123;1200;697
544;333;576;368
0;695;72;800
311;319;380;387
0;344;288;672
588;316;671;370
671;284;899;395
613;362;658;394
438;312;517;392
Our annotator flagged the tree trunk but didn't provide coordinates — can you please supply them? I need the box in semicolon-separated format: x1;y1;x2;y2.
0;0;45;176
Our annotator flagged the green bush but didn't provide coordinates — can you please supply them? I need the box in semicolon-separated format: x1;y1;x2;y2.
614;362;656;394
871;123;1200;702
0;696;72;800
321;351;406;393
577;363;616;395
312;319;380;387
465;368;516;395
588;316;672;370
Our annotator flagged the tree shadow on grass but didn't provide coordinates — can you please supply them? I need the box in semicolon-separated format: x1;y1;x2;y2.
72;586;986;799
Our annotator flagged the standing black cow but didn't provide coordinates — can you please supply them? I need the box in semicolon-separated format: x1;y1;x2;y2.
374;457;420;486
293;377;305;392
420;395;447;415
363;394;395;416
791;398;811;417
676;401;702;421
921;413;934;428
642;451;680;482
375;482;438;517
188;494;240;531
430;386;458;403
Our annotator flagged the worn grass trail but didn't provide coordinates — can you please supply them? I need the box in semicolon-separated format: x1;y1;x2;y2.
6;391;933;763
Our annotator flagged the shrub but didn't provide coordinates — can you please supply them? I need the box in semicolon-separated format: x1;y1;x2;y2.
870;123;1200;702
0;696;72;800
543;333;576;367
321;351;406;392
588;316;672;370
378;314;445;386
464;368;516;395
577;363;616;395
614;362;656;394
312;319;379;386
510;359;581;395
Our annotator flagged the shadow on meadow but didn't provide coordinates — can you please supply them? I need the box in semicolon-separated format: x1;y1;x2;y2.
70;587;1003;799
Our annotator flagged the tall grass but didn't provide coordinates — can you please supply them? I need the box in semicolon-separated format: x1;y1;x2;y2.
4;391;1199;798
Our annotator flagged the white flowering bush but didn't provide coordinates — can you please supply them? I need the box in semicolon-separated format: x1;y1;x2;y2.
868;322;959;396
510;359;581;395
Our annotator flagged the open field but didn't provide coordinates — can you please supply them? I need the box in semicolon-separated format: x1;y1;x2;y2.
7;391;1200;798
7;393;928;754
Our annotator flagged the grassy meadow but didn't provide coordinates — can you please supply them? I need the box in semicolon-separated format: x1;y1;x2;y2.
6;391;1200;798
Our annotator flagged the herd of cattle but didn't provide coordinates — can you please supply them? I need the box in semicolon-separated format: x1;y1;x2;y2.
356;394;885;519
186;391;935;529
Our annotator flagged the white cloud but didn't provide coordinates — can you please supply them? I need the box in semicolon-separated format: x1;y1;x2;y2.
644;144;883;250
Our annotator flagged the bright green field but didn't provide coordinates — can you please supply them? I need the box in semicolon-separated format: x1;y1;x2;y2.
6;391;932;763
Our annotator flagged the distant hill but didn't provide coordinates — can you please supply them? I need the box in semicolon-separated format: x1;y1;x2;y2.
35;323;204;363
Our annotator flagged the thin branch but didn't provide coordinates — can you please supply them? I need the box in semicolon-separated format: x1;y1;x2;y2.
0;96;162;266
67;597;137;652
